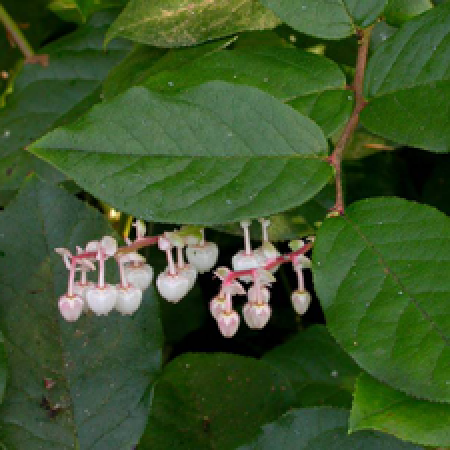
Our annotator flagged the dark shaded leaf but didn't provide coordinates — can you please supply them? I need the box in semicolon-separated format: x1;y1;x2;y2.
30;82;332;225
0;177;163;449
237;407;422;449
138;353;295;450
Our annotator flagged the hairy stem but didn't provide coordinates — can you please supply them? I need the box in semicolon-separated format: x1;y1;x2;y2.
329;26;373;214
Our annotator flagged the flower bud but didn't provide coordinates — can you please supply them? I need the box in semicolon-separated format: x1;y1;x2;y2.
115;285;143;315
156;272;190;303
209;294;226;320
291;290;311;315
186;242;219;273
217;310;240;338
243;302;271;329
86;285;117;315
124;263;153;290
58;295;83;322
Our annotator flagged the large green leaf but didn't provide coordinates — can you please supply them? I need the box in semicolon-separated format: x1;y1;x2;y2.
138;352;295;449
0;332;6;405
30;81;332;225
105;0;280;47
350;373;450;447
313;197;450;403
361;3;450;152
259;0;387;39
237;407;422;449
0;177;163;449
263;325;361;408
0;11;131;192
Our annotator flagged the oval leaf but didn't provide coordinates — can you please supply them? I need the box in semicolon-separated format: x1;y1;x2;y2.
362;3;450;151
0;177;163;449
138;353;295;449
313;197;450;403
105;0;280;47
351;373;450;447
259;0;387;39
237;407;421;449
30;81;332;224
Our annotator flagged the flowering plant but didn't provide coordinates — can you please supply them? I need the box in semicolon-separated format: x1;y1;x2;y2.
0;1;449;449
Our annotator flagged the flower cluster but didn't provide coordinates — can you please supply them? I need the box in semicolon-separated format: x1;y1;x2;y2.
210;220;313;337
54;222;218;321
55;218;313;338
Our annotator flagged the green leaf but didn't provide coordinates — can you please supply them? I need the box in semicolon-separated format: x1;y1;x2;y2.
0;177;163;449
103;37;237;99
30;81;332;225
0;332;6;405
105;45;350;138
138;353;295;449
105;0;280;47
0;11;131;191
350;373;450;447
361;3;450;152
259;0;387;40
361;82;450;152
313;197;450;403
48;0;128;23
384;0;433;27
237;407;422;449
263;325;361;408
143;47;345;98
370;21;398;52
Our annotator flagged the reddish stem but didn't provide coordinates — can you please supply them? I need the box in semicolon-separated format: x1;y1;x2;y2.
223;242;312;285
327;26;373;215
67;261;76;297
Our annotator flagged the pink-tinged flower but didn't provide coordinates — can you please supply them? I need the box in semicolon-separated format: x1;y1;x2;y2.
58;294;83;322
209;293;226;320
217;310;240;338
247;285;270;303
291;290;311;315
243;302;271;329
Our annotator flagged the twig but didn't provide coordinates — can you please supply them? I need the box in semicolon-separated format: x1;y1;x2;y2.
327;26;373;215
0;3;48;67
